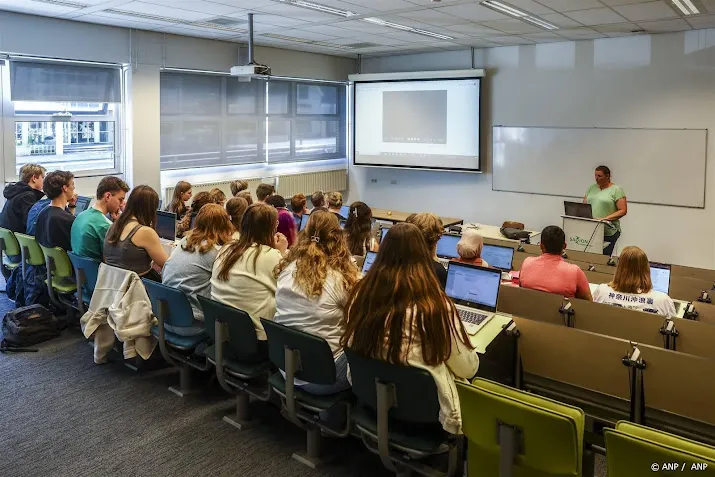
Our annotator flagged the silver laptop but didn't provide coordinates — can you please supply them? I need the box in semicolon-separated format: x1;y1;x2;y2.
361;250;377;277
650;261;681;314
436;233;461;268
481;244;515;272
445;262;502;335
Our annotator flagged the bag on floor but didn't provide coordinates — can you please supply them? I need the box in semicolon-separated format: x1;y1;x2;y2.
0;304;59;352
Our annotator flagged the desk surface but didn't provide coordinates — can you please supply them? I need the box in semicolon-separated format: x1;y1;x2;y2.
470;313;512;354
468;224;540;243
371;208;463;228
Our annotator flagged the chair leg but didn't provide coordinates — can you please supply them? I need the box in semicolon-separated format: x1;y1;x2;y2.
292;425;324;469
223;392;258;430
169;365;194;398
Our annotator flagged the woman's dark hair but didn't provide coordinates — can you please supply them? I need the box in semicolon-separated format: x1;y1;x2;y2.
216;203;278;280
167;181;191;217
183;204;233;254
344;201;373;255
341;223;473;366
226;197;249;231
106;185;159;244
265;195;287;209
189;191;213;216
595;165;611;177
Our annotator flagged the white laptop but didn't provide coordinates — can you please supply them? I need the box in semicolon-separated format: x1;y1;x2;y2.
445;262;503;335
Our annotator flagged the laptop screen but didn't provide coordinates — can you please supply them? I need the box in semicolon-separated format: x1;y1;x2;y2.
650;262;671;295
380;227;389;242
436;234;461;259
156;210;177;241
74;196;92;215
299;213;309;231
339;205;350;218
481;244;515;271
362;251;377;274
446;263;502;311
564;201;593;219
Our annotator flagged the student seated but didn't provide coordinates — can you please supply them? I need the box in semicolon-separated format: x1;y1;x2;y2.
266;195;297;248
225;197;248;237
341;223;478;434
519;225;592;301
290;193;308;229
209;188;226;206
256;183;275;203
163;204;233;332
70;177;129;261
453;229;489;267
230;179;249;197
344;201;377;256
236;190;253;205
104;185;168;282
0;163;46;233
211;203;289;347
176;191;212;238
405;213;447;289
327;191;345;220
311;190;326;210
274;210;359;394
593;246;676;316
166;181;192;221
35;170;77;252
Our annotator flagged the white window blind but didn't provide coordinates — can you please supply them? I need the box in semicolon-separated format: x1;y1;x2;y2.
10;61;121;103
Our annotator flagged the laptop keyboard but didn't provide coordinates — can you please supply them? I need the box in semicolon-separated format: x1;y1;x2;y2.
459;309;489;326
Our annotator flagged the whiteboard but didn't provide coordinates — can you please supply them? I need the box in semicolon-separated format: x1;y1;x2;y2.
492;127;707;208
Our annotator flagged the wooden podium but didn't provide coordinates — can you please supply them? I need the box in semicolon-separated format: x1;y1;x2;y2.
561;215;606;255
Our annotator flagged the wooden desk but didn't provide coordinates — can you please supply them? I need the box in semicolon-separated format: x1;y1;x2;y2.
371;208;463;228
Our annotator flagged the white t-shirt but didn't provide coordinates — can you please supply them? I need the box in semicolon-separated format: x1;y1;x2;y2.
592;284;677;316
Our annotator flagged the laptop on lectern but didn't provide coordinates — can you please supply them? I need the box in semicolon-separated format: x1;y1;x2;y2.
564;201;593;219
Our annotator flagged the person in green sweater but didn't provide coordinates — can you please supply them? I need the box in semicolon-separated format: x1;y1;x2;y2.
70;176;129;261
583;165;628;256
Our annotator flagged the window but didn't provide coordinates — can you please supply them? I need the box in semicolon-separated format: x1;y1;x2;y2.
9;61;123;176
159;72;346;170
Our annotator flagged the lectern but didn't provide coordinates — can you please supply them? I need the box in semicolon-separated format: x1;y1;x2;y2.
561;215;607;255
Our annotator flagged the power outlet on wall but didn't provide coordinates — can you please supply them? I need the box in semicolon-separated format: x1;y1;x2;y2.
370;179;378;183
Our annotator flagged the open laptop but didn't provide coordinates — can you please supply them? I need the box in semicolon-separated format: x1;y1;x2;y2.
650;262;672;295
436;233;461;267
339;205;350;218
445;262;503;335
564;201;593;219
74;196;92;215
481;244;515;272
361;250;377;276
299;213;310;232
156;210;177;243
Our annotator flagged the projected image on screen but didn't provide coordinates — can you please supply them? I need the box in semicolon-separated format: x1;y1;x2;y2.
354;77;481;172
382;91;447;144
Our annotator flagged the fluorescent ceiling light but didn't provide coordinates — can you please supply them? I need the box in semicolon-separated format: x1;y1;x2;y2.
104;9;246;32
276;0;357;17
362;17;454;40
262;33;356;50
480;0;558;30
670;0;700;15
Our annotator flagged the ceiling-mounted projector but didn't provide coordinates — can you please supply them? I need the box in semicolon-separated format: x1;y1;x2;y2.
230;13;271;81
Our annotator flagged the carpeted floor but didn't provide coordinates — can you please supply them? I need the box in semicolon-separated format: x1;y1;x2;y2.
0;288;607;477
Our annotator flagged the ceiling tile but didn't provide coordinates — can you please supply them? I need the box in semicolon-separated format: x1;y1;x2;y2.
297;24;366;37
557;27;608;39
273;29;339;41
538;12;583;27
504;0;557;14
378;15;444;30
159;25;232;38
332;19;397;34
686;14;715;28
88;11;180;27
636;18;691;31
228;13;308;27
141;0;243;16
702;0;715;13
253;3;342;22
433;3;510;22
379;31;439;43
612;1;679;22
600;0;653;5
111;1;212;21
488;35;533;45
521;31;566;41
532;0;605;11
593;22;641;35
480;18;543;34
342;0;416;11
0;0;80;16
565;7;629;25
444;22;505;37
397;8;467;26
293;0;374;15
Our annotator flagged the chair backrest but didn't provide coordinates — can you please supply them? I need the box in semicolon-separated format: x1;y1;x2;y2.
39;244;74;278
67;253;101;297
344;348;441;425
0;227;21;257
198;295;260;358
261;318;336;385
605;421;715;477
14;233;45;266
141;279;196;328
457;378;584;477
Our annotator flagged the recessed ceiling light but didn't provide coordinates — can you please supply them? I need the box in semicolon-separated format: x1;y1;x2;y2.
104;9;247;32
670;0;700;15
262;33;356;50
275;0;357;18
480;0;558;30
362;17;454;40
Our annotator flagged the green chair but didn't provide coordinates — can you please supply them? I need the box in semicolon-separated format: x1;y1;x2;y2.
0;227;21;280
605;421;715;476
344;348;462;477
14;233;45;280
457;378;585;477
38;244;79;320
198;295;272;429
261;318;353;468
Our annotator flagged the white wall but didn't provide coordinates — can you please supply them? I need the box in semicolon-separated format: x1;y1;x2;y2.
350;30;715;268
0;11;356;195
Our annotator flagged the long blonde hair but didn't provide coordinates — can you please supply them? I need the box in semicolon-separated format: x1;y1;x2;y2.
610;246;652;294
183;204;233;254
275;210;359;298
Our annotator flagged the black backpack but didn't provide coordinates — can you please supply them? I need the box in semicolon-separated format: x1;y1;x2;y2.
0;305;59;352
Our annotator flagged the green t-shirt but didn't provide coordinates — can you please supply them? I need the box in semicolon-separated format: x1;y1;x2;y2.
585;184;626;236
70;207;112;261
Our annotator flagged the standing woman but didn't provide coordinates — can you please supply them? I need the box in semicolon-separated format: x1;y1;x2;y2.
166;181;192;220
584;166;627;256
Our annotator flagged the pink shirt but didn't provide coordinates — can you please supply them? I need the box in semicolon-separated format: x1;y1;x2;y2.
519;254;590;298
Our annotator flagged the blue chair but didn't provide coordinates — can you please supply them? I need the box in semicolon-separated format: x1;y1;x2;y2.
67;253;100;316
198;296;272;429
141;279;210;397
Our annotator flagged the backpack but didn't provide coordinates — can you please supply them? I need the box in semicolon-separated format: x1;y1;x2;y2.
0;305;59;352
501;227;531;242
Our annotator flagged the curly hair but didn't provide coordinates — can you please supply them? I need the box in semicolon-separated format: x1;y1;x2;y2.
275;209;359;299
405;212;444;253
